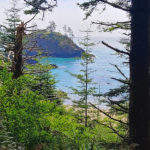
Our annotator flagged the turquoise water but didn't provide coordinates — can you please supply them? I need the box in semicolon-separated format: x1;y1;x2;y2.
41;44;129;96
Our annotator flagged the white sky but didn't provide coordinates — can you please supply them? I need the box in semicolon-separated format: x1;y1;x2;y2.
0;0;128;39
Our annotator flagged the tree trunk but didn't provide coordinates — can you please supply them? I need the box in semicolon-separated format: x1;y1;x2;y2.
129;0;150;149
85;57;88;127
12;22;24;79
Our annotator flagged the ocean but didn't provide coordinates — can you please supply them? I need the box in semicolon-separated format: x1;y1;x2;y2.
41;39;129;103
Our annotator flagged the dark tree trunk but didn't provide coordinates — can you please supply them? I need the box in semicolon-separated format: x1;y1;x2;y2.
85;58;88;127
12;22;25;79
129;0;150;149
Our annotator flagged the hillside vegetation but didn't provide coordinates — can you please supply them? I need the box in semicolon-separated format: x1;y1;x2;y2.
26;31;84;58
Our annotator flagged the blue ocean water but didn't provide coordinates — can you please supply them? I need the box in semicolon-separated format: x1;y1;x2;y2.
41;42;129;97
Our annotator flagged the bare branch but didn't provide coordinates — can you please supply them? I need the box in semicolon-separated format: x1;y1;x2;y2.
111;77;130;85
107;98;128;113
26;29;38;32
102;41;130;56
100;121;126;139
0;24;8;30
108;104;128;114
26;25;37;29
25;14;37;25
111;64;129;80
89;102;128;126
107;100;128;114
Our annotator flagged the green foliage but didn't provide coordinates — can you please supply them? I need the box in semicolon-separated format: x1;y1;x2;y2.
0;69;57;149
0;119;24;150
0;0;20;52
24;0;57;14
70;30;96;128
0;68;125;150
0;1;129;148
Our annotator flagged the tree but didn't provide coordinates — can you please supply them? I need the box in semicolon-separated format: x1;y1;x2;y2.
67;27;74;40
71;30;96;127
79;0;150;149
24;0;57;14
62;25;74;39
0;0;24;79
63;25;68;36
0;0;31;78
78;0;131;148
12;0;57;78
0;0;57;79
129;1;150;149
47;21;57;32
26;60;65;105
0;0;20;58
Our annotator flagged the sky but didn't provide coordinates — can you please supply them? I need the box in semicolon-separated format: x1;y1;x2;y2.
0;0;128;40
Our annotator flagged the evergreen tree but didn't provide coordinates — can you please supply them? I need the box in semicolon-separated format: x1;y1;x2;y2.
129;1;150;149
0;0;52;79
71;30;96;127
79;0;150;149
47;20;57;32
0;0;20;58
78;1;131;149
63;25;68;36
67;27;74;40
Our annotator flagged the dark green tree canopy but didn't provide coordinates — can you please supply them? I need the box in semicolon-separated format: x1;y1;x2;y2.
78;0;131;19
24;0;57;14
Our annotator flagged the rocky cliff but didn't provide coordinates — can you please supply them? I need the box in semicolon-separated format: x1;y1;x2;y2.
26;31;84;58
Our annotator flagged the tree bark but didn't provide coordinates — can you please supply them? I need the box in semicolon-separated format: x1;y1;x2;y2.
129;0;150;149
12;22;24;79
85;57;88;127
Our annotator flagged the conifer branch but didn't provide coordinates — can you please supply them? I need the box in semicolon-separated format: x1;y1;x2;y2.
93;21;131;26
89;102;128;126
100;121;126;139
79;0;130;12
0;24;8;30
24;0;57;12
26;25;37;29
92;21;131;30
107;98;128;113
108;104;128;114
102;41;130;56
111;64;129;80
111;77;130;85
99;0;130;12
25;14;37;25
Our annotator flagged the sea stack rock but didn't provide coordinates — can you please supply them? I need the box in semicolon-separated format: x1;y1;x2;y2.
27;31;84;58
